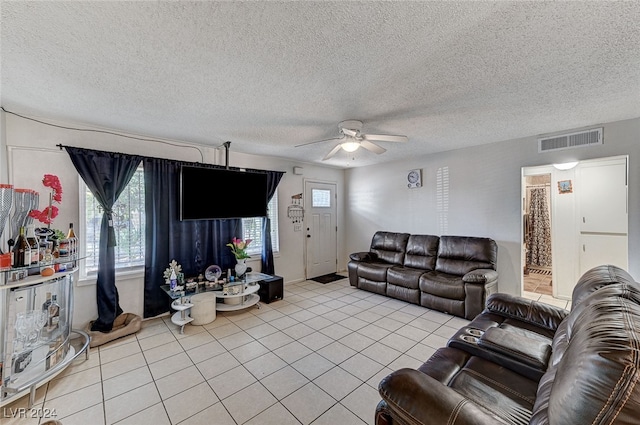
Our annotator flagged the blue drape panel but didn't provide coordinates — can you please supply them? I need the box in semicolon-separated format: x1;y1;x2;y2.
257;170;285;274
142;158;242;318
65;147;142;332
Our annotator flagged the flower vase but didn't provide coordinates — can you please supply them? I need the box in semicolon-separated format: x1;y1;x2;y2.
235;258;247;277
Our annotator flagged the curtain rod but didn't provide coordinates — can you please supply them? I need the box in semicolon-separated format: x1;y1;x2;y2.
56;144;285;175
527;184;550;188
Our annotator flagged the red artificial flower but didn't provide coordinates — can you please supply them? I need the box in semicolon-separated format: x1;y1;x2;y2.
29;206;59;224
42;174;63;203
29;174;63;225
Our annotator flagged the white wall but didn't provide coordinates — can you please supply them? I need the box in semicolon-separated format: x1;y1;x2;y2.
3;111;638;328
344;118;640;297
1;112;344;328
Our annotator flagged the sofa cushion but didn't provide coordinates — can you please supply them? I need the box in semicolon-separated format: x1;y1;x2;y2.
417;347;538;423
403;234;439;270
357;262;394;282
435;236;497;275
358;277;387;295
370;231;410;265
419;271;465;299
387;266;424;289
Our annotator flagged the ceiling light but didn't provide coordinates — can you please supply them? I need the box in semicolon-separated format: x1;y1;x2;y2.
341;141;360;152
553;161;579;170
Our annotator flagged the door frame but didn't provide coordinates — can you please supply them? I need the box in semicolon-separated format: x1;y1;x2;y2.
521;155;629;300
521;166;556;298
303;179;338;280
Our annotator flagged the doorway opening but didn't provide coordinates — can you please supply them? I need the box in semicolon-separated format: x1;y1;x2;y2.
523;174;553;296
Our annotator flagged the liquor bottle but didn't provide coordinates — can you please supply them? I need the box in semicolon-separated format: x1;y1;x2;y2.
26;224;39;267
66;223;77;260
48;294;60;332
42;292;52;312
11;226;30;268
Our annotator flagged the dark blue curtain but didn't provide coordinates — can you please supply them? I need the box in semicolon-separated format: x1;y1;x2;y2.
65;147;142;332
143;158;241;318
255;170;285;274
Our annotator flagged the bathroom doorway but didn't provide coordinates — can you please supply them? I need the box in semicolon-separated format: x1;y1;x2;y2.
523;174;553;296
521;155;628;302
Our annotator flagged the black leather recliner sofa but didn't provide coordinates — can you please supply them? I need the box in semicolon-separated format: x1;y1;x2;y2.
375;264;640;425
348;231;498;319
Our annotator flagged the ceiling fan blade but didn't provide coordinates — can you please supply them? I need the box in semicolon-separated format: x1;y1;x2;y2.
363;134;408;143
341;128;358;137
295;137;343;148
360;140;386;155
322;144;343;161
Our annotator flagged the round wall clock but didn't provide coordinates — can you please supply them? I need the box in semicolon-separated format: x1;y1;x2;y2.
407;169;422;188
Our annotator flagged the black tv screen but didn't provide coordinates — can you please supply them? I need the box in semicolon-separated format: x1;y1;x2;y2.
180;166;268;220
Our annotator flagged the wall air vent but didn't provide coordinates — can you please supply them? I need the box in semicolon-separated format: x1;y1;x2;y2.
538;128;603;153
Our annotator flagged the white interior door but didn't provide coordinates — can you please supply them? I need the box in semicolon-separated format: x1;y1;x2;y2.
578;157;628;274
304;181;337;279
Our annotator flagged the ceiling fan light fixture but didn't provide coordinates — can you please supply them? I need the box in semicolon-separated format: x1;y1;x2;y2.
341;141;360;152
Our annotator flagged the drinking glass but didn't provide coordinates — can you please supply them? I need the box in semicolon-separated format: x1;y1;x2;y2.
35;309;48;341
15;312;29;351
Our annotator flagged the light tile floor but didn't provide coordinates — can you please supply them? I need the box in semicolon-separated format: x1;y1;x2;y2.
523;290;572;310
3;278;567;425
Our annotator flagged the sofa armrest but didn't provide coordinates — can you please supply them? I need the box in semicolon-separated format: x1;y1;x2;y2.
349;251;377;262
462;269;498;284
486;293;569;331
378;368;506;425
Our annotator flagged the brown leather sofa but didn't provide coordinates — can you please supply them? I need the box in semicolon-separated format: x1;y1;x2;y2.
348;231;498;319
375;265;640;425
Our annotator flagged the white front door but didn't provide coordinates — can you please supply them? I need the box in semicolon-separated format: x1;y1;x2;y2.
304;181;337;279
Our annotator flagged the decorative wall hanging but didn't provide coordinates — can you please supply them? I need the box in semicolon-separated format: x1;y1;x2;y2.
287;193;304;223
558;180;573;194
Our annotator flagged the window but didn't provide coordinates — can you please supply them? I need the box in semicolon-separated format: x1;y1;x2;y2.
242;191;279;256
312;188;331;207
81;167;145;276
80;168;276;277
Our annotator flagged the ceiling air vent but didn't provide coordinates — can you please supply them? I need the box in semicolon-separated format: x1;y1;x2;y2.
538;128;603;153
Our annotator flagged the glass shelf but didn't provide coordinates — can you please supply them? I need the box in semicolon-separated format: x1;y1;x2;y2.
0;255;89;288
1;259;90;408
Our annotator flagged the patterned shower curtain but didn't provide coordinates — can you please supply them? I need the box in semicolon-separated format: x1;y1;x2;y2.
527;187;552;267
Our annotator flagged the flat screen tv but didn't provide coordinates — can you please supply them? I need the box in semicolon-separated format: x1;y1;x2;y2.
180;166;268;220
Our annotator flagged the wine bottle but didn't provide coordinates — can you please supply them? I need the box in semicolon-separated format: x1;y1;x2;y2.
66;222;77;258
26;224;39;266
11;226;30;268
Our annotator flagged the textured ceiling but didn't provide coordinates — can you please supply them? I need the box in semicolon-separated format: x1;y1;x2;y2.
2;1;639;168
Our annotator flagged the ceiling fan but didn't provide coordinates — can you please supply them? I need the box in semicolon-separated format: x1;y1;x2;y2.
296;120;408;160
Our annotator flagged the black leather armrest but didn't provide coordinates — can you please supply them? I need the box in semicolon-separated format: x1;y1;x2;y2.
378;368;506;425
463;269;498;284
349;251;377;262
477;327;551;370
486;293;569;331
